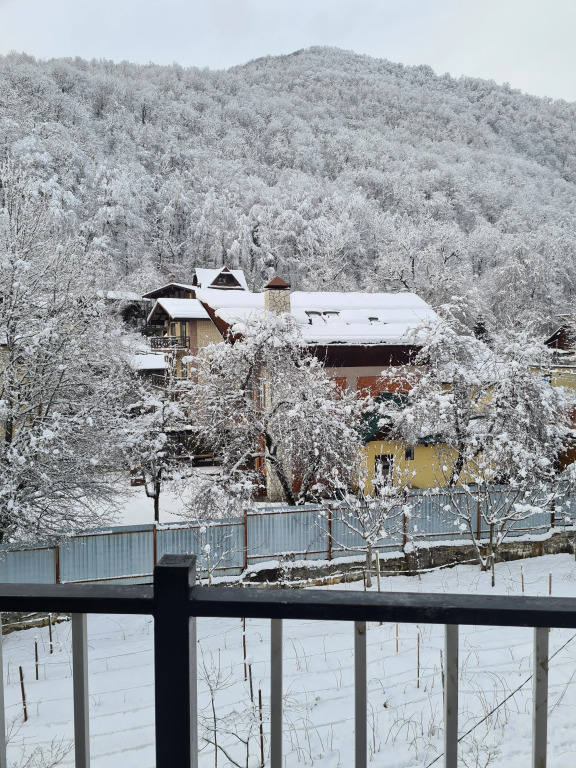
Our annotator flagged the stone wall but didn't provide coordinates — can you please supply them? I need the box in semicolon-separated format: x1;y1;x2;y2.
240;530;574;586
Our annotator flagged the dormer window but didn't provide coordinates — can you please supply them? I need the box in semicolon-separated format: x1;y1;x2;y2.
210;270;241;289
306;311;324;324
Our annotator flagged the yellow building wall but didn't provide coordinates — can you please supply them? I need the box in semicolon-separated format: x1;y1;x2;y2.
360;440;487;493
361;440;452;492
550;366;576;390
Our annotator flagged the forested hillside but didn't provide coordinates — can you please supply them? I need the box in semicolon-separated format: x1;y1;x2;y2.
2;46;576;331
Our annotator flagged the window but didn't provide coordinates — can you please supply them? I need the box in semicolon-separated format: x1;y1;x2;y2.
374;454;393;481
405;447;414;461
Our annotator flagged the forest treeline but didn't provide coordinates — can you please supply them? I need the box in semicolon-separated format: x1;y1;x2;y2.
2;46;576;332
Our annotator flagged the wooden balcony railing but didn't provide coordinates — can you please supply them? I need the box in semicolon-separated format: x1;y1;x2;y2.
149;336;190;350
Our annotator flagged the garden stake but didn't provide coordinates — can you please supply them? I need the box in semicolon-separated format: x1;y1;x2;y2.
417;628;420;689
258;687;264;766
242;617;247;681
19;666;27;722
48;614;53;654
248;662;254;703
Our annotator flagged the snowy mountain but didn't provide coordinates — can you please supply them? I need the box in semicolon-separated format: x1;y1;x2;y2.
2;46;576;331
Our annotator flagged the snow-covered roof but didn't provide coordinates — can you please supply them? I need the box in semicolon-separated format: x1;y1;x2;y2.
149;298;210;322
130;354;167;371
196;288;264;310
292;292;436;344
142;282;196;299
198;288;436;345
97;290;142;301
194;267;248;291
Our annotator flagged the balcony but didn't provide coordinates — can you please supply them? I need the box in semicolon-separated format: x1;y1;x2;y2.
148;372;192;389
0;554;571;768
149;335;190;350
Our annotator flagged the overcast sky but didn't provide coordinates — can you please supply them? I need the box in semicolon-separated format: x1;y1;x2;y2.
1;0;575;101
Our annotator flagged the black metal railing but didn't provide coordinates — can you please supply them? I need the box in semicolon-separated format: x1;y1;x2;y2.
0;554;574;768
149;335;190;350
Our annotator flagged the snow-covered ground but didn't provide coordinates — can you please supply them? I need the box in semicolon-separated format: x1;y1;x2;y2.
4;554;576;767
108;484;190;526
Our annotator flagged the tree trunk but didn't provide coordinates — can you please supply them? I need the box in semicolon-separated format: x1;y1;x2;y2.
365;542;373;589
264;435;296;505
154;480;161;523
482;523;496;587
448;449;465;487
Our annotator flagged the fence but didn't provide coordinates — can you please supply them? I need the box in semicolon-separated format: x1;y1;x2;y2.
0;487;574;585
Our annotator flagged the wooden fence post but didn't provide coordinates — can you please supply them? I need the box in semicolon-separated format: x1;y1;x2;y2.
476;499;481;540
243;509;248;572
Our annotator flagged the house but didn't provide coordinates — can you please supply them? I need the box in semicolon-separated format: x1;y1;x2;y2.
544;323;576;468
142;267;442;496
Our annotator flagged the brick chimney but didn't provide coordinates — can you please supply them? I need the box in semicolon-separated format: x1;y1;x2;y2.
263;276;291;314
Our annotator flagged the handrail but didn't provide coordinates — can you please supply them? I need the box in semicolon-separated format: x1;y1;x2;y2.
149;335;190;349
0;554;572;768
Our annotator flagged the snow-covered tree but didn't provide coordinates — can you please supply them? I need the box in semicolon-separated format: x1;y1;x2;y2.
191;312;363;506
328;447;415;587
122;364;196;523
386;311;495;488
383;312;574;583
0;162;128;543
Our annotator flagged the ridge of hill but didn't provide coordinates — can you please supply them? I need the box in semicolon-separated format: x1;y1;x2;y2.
2;46;575;329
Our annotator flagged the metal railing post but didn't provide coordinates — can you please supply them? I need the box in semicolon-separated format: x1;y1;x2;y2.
154;554;197;768
444;624;458;768
270;619;283;768
354;621;367;768
0;615;6;768
72;613;90;768
532;626;549;768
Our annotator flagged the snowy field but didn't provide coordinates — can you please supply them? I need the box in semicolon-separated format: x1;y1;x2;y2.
3;554;576;767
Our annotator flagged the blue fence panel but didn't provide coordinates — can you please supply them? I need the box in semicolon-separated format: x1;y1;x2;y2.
59;525;155;583
0;547;56;584
157;519;244;577
247;508;328;564
408;491;469;543
329;505;405;558
330;508;365;557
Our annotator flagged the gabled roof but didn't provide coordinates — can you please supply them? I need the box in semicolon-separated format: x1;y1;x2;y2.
142;282;196;300
147;298;210;322
193;267;248;291
545;325;575;351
